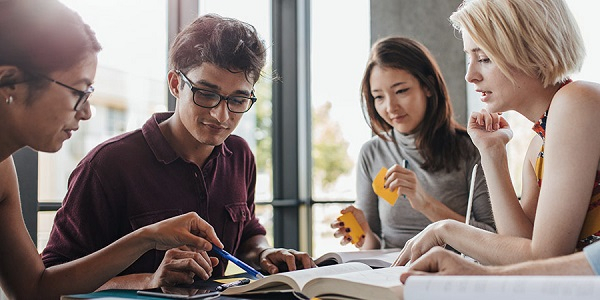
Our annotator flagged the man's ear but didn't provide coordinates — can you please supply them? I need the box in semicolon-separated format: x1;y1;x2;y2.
167;70;181;99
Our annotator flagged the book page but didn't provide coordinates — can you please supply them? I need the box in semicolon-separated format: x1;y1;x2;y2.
303;266;408;300
404;276;600;300
315;248;401;268
222;262;372;295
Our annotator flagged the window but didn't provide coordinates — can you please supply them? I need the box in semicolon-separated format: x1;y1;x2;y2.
21;0;600;260
36;0;276;251
37;0;169;251
310;0;371;257
197;0;274;246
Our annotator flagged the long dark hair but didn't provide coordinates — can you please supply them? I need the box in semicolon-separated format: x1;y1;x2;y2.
360;36;471;172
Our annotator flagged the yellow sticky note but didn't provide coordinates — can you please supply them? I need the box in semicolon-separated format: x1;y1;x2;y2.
337;212;364;245
372;167;399;205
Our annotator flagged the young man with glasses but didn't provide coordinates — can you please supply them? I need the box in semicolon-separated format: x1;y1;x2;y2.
42;14;316;290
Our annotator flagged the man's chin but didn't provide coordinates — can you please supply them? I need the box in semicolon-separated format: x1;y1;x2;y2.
34;143;63;153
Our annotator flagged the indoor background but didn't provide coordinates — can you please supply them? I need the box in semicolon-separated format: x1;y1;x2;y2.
7;2;600;298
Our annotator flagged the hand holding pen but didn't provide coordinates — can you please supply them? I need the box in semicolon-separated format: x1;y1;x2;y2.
383;160;411;200
385;160;437;212
211;243;265;279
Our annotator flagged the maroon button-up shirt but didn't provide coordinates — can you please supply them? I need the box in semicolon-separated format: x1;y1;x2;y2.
42;112;266;277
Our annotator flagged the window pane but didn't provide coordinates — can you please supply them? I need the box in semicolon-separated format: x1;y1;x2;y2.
38;211;58;253
198;1;274;242
310;1;371;202
40;0;168;202
38;0;168;249
310;0;371;255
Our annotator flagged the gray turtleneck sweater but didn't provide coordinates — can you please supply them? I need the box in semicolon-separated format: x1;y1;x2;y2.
356;129;495;249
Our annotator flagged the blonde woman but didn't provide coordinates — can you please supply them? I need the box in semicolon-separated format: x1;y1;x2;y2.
394;0;600;266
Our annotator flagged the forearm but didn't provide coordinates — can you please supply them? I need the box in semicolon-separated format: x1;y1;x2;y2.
417;195;466;223
480;147;533;236
437;220;534;266
490;252;594;275
40;229;153;298
237;235;270;270
96;274;154;291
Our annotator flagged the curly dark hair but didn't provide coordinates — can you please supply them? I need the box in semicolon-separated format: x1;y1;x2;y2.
168;13;267;84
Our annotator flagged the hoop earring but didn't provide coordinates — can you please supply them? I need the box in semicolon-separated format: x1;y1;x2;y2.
5;95;13;104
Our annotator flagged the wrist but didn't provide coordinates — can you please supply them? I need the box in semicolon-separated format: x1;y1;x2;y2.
145;273;159;289
480;144;507;160
257;248;270;263
132;226;156;252
435;219;458;243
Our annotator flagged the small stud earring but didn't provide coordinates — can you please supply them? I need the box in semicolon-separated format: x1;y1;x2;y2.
5;95;13;104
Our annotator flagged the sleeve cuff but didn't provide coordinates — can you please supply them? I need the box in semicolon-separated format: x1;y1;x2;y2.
583;242;600;275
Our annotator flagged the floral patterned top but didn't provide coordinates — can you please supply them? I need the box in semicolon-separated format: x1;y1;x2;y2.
532;79;600;250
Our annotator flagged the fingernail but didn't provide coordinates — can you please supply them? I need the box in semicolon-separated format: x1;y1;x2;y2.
345;228;351;233
339;222;344;227
346;237;352;241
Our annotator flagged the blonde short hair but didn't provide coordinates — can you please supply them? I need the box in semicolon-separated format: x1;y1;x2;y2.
450;0;585;87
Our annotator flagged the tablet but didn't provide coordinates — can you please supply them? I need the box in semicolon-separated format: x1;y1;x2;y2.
137;288;220;299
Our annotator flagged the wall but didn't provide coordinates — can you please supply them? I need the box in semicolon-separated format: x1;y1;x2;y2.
370;0;467;124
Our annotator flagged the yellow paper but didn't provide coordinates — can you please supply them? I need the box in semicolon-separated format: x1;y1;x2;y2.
371;167;399;205
337;212;365;245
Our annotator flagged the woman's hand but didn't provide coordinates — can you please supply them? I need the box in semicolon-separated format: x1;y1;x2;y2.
399;246;489;283
392;220;452;267
384;164;433;212
467;109;513;152
140;212;223;252
330;205;370;247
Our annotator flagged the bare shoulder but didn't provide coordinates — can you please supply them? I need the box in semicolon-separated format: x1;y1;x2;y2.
553;80;600;109
550;80;600;123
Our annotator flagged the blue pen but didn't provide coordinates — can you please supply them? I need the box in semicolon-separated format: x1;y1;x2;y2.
401;159;409;199
211;243;265;279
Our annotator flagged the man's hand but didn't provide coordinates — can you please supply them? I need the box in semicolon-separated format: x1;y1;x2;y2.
149;247;219;288
258;248;317;274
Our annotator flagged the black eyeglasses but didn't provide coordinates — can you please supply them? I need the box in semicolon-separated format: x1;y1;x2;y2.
36;73;94;111
176;70;256;113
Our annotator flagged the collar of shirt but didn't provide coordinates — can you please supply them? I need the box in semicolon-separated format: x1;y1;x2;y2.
142;112;232;165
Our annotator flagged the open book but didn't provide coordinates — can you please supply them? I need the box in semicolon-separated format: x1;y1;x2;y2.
221;262;408;300
404;275;600;300
314;248;400;268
